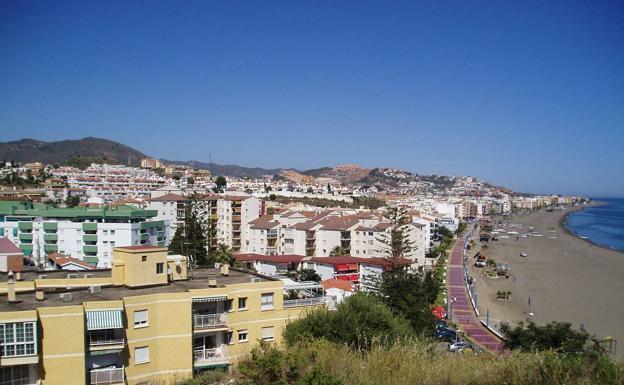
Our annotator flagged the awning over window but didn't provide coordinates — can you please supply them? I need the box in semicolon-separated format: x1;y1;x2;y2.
86;310;123;330
192;296;228;303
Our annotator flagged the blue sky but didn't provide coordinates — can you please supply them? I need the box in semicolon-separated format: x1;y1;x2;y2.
1;1;623;197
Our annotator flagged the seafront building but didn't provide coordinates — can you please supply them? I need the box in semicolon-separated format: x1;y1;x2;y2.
0;245;323;385
246;209;428;267
0;201;169;268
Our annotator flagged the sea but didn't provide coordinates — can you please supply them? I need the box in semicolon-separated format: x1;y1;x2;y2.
564;198;624;253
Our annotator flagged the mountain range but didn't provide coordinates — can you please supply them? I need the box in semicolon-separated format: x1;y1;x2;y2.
0;137;453;188
0;137;302;178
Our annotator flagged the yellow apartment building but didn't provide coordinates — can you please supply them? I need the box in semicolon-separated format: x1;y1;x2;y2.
0;246;324;385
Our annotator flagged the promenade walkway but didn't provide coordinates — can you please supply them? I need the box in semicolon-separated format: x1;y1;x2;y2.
447;236;503;352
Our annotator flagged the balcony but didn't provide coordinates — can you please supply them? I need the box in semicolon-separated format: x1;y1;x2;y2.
88;329;125;351
44;244;58;253
44;233;58;242
90;367;125;385
193;345;228;368
193;313;227;331
284;297;325;308
84;245;98;254
83;234;98;243
267;231;278;239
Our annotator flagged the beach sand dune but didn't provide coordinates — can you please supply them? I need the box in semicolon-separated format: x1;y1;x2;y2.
470;208;624;354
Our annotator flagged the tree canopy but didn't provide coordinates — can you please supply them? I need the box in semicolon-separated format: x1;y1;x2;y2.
283;293;413;351
500;321;590;354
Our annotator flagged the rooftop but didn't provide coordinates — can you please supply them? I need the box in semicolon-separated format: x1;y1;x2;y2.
0;237;22;255
0;267;272;312
235;253;305;264
2;203;157;220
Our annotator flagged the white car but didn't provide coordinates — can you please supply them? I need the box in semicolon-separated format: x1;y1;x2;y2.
520;252;528;257
449;341;471;352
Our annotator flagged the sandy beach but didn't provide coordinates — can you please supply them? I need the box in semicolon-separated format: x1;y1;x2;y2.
469;206;624;354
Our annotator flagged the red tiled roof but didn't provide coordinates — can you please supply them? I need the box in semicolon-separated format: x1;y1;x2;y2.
322;279;354;292
235;253;304;264
0;238;22;255
318;216;360;231
148;193;186;202
47;253;94;269
309;256;364;265
248;215;279;230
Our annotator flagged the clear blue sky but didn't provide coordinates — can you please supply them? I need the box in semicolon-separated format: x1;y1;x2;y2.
1;1;623;197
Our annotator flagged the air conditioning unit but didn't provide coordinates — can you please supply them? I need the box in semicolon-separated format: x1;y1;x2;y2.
59;293;72;302
38;274;47;279
250;278;262;283
67;273;78;279
89;286;102;294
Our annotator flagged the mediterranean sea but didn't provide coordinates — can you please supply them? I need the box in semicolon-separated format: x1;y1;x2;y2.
564;198;624;252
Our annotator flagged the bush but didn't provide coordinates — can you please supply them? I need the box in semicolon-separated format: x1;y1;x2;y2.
283;293;413;351
500;321;589;354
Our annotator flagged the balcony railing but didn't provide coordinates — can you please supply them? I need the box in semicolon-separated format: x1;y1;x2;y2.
284;297;325;308
194;345;228;365
90;366;124;385
88;331;125;347
193;313;227;330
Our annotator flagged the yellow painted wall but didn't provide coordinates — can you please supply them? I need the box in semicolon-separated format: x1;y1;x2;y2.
113;247;168;288
0;276;319;385
38;306;86;385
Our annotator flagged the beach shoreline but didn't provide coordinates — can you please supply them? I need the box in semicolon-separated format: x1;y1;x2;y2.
469;208;624;355
559;201;623;254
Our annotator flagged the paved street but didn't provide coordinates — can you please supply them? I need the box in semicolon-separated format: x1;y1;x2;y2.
448;237;503;352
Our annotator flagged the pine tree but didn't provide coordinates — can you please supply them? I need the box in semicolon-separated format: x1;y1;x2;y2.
168;204;209;265
377;206;415;267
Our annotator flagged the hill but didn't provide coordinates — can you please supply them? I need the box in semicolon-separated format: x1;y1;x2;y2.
162;159;283;178
0;137;147;166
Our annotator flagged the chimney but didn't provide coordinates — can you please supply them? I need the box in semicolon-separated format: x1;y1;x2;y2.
208;274;217;287
220;263;229;277
16;271;21;281
35;289;45;301
7;271;16;303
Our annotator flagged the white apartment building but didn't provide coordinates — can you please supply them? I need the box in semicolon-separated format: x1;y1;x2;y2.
0;204;168;268
146;192;187;241
192;194;261;253
245;209;429;268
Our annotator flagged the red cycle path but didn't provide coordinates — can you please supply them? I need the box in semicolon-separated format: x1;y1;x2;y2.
447;237;503;352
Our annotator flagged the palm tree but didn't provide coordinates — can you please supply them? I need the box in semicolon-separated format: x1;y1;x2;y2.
329;245;347;256
214;243;235;266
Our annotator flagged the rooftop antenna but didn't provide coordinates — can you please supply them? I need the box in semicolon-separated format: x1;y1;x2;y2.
209;153;213;177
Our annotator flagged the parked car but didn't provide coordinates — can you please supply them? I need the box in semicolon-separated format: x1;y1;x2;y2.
448;341;472;352
433;330;460;343
475;260;486;268
520;252;528;257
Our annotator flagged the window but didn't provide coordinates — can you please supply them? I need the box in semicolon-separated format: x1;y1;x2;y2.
141;256;147;262
134;346;149;364
224;331;233;345
238;297;247;310
238;329;248;342
156;263;164;274
0;322;36;357
110;230;115;235
0;365;30;385
225;299;233;312
133;310;148;328
261;326;274;341
261;293;274;310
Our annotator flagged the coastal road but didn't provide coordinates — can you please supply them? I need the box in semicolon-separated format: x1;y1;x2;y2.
448;236;503;352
